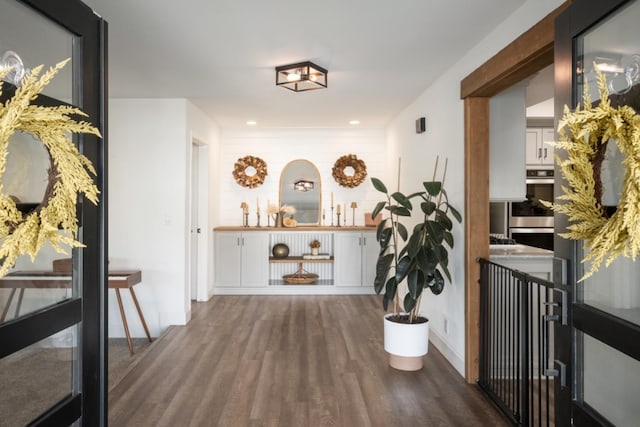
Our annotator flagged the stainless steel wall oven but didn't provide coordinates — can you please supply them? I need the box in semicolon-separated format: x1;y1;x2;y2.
509;168;554;250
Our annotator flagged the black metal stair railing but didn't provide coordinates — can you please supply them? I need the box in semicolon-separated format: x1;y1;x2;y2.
477;258;563;427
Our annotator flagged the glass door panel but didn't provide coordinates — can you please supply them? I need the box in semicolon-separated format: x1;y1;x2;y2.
0;0;74;101
582;333;640;427
0;0;79;324
566;1;640;425
0;325;77;426
576;0;640;326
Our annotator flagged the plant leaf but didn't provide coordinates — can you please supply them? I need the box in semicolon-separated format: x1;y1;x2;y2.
407;269;426;299
443;231;454;248
374;253;394;293
417;246;438;273
378;227;393;248
435;209;453;230
388;206;411;217
391;192;412;210
429;270;445;295
397;222;408;241
406;191;425;200
383;295;390;311
403;293;416;314
447;204;462;223
425;220;445;244
371;177;388;194
385;277;397;304
421;200;436;216
423;181;442;197
395;255;412;284
371;201;386;220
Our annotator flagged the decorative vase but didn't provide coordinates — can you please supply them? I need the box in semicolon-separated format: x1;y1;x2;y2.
311;247;319;256
272;243;289;258
383;313;429;371
275;213;283;228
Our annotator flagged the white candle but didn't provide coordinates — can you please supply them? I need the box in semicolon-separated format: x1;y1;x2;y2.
336;204;341;214
331;192;334;208
256;198;259;213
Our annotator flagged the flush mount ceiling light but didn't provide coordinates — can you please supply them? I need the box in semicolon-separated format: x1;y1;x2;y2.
294;180;315;192
275;61;328;92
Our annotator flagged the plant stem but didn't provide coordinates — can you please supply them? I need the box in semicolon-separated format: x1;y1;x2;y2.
388;193;400;314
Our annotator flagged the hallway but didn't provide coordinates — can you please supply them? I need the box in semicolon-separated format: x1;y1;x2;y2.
109;295;508;426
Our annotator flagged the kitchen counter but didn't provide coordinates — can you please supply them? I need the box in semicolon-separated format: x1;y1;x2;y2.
489;244;553;259
489;244;554;281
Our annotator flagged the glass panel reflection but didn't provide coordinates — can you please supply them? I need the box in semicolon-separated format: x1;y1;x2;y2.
583;333;640;426
0;0;73;101
577;0;640;328
582;257;640;326
0;0;79;323
0;325;76;426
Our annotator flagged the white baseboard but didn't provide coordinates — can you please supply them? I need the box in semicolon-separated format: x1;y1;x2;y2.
429;329;465;377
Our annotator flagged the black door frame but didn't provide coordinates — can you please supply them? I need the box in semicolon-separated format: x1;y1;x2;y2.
0;1;107;425
555;0;639;425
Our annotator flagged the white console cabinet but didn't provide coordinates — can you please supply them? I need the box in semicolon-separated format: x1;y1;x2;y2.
214;231;269;287
213;227;377;295
334;231;378;287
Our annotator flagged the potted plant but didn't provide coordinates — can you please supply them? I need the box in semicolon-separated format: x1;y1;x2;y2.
309;239;321;256
371;157;461;371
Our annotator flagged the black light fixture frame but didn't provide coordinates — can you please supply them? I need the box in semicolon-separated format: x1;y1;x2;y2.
275;61;328;92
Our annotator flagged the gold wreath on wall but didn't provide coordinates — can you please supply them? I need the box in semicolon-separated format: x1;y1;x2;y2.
0;59;101;278
332;154;367;188
543;69;640;281
232;155;267;188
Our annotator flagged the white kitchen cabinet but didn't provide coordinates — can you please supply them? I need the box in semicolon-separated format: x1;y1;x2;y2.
526;127;555;167
334;231;378;287
489;85;526;201
214;231;269;287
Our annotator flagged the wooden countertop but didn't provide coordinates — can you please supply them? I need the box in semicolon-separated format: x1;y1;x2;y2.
214;226;377;232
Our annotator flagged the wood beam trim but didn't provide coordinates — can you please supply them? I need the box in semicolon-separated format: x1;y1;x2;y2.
460;2;571;99
464;97;490;383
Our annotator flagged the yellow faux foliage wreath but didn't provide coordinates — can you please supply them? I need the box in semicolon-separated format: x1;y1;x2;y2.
544;69;640;280
0;59;101;278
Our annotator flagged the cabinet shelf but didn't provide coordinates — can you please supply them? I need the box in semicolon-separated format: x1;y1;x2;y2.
269;256;333;264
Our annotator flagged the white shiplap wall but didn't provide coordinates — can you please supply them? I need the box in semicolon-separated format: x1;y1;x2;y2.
218;128;386;227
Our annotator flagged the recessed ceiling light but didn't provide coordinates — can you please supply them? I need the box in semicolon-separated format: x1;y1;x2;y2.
349;120;360;125
246;120;257;126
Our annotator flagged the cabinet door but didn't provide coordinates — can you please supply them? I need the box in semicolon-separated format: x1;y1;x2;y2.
525;128;542;165
241;232;269;287
214;232;242;287
334;232;363;286
361;232;380;288
541;128;555;166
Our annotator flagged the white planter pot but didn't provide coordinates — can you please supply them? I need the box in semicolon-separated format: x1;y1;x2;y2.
383;313;429;370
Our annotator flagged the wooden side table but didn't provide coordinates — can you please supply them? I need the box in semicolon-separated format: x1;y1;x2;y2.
0;270;152;354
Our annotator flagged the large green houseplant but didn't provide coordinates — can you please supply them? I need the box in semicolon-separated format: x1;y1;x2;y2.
371;158;461;370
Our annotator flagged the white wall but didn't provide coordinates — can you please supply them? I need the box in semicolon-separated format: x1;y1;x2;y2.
384;0;565;376
108;98;219;338
218;128;386;228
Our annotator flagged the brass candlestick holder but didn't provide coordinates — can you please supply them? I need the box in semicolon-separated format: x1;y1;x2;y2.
350;202;358;226
336;212;342;227
243;213;249;227
256;212;261;227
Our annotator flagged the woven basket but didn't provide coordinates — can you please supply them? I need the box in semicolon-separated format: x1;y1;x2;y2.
282;263;318;285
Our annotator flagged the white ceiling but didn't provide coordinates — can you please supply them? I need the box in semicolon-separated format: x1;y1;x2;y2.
84;0;526;128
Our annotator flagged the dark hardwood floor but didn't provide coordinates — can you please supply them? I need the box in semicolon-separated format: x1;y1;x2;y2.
109;295;509;426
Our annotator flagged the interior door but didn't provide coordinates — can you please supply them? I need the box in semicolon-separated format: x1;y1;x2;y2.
0;0;106;425
555;1;640;425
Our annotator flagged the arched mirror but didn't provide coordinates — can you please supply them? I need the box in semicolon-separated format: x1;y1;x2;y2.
279;159;321;225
